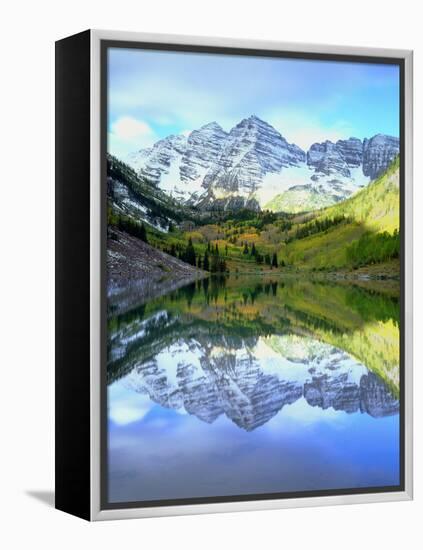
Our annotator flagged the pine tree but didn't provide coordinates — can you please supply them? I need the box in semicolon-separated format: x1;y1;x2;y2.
265;254;271;266
170;243;176;257
197;255;202;269
185;237;196;266
211;253;220;273
272;252;278;268
225;244;228;256
243;243;249;255
203;251;210;271
251;243;257;256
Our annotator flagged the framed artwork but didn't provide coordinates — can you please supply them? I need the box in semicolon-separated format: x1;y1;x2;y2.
55;30;413;521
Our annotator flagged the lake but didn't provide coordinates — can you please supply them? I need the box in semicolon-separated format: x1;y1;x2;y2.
106;276;400;504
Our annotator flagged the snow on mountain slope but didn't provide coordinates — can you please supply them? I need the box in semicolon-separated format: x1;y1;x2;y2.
125;116;399;213
111;331;398;430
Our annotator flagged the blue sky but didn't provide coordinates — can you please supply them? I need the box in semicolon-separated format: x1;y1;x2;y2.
107;47;400;158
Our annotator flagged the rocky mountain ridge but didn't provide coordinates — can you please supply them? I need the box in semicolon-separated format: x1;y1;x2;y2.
115;332;399;431
125;115;399;213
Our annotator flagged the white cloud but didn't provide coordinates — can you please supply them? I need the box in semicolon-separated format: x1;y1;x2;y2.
108;116;157;159
108;381;152;425
112;116;154;141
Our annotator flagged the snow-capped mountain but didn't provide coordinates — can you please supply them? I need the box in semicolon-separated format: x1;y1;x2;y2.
125;116;399;213
200;116;305;208
363;134;401;179
270;134;399;213
111;332;399;431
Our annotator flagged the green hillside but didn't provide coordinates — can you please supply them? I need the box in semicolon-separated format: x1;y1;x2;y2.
319;156;399;233
107;154;400;276
283;157;400;271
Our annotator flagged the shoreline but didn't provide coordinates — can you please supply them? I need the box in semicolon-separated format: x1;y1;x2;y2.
108;270;208;316
108;264;399;315
107;230;399;313
107;229;208;315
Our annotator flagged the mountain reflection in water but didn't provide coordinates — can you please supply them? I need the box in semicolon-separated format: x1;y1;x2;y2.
107;276;400;503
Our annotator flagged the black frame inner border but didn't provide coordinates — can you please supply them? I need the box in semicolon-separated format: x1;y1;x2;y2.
99;38;406;511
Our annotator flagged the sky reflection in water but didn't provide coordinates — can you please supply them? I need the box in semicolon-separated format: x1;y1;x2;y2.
107;277;400;503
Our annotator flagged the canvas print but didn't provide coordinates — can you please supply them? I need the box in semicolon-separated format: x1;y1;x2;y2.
105;45;401;506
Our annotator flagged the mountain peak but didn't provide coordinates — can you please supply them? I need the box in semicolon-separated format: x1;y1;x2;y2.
124;118;399;212
156;133;186;145
365;133;398;143
362;134;399;179
337;136;362;144
238;114;270;127
201;121;224;131
192;121;227;138
249;114;265;122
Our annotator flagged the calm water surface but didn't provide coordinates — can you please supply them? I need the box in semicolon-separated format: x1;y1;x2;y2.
107;276;400;503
